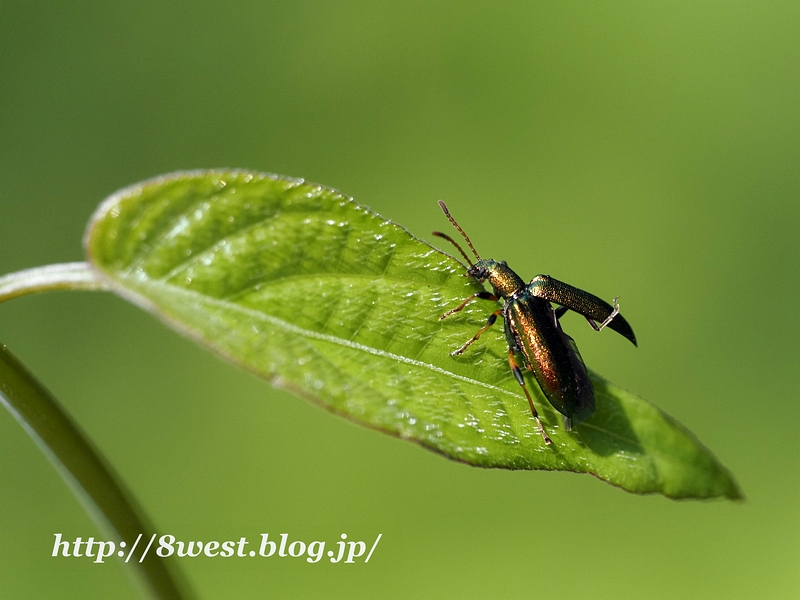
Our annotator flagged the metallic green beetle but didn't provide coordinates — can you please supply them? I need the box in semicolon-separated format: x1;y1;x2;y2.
433;201;637;444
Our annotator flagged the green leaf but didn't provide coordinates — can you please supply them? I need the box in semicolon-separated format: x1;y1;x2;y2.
85;170;741;500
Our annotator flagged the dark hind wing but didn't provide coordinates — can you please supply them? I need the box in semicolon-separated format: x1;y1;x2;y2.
528;275;637;346
560;331;595;430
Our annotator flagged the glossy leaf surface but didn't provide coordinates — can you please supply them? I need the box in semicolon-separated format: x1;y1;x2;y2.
85;171;741;500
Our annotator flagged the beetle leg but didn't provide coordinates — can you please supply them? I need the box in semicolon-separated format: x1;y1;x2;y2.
451;309;502;356
586;296;619;332
508;348;552;445
554;305;569;320
439;291;499;321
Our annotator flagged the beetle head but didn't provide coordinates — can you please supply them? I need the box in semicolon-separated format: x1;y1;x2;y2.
466;259;493;282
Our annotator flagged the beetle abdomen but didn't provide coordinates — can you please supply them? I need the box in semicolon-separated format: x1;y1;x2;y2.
508;294;595;427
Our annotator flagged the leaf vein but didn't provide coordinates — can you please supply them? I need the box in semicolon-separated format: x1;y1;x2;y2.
129;185;233;273
141;279;526;400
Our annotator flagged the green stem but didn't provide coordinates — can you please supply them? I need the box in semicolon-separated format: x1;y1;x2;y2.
0;344;192;600
0;262;109;303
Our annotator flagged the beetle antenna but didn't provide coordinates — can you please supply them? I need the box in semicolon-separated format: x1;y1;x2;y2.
438;200;481;261
432;231;473;268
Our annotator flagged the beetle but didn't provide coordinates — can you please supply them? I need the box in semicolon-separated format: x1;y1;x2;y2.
433;201;637;444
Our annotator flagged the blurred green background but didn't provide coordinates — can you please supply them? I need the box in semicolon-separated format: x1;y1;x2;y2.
1;1;798;598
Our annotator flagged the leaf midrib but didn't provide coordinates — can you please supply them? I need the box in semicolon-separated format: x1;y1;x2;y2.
126;275;526;400
116;273;665;458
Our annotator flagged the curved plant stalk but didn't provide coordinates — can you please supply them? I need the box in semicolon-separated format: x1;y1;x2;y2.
0;344;192;600
0;262;109;303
